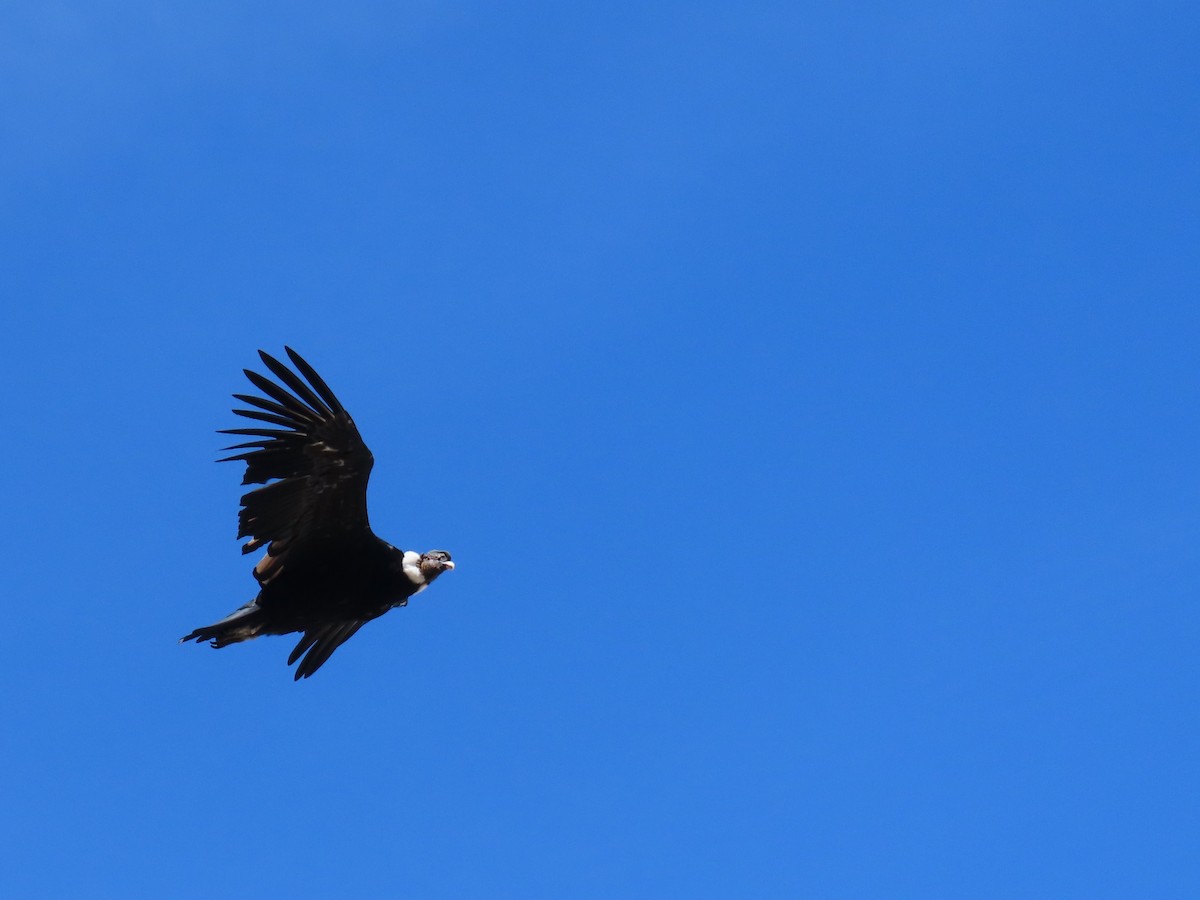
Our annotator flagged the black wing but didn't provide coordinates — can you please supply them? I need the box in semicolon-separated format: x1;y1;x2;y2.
287;621;368;680
219;347;375;575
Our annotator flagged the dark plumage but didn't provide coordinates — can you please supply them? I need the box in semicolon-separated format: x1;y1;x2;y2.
181;347;454;680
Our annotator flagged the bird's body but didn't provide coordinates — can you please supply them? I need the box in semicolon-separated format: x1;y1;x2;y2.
181;347;453;679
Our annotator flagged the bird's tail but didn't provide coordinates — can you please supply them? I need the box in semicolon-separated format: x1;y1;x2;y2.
180;600;269;648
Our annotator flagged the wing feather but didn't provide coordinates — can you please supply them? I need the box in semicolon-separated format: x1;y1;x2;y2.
231;407;300;428
242;368;319;420
258;349;336;418
218;427;304;439
232;392;319;423
286;346;347;415
290;621;366;679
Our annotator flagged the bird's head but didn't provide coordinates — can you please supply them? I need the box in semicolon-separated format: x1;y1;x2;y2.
419;550;455;583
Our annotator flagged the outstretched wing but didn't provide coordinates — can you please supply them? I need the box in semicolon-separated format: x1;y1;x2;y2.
219;347;374;574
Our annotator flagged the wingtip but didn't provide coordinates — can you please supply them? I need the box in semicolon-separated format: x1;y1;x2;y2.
284;346;307;369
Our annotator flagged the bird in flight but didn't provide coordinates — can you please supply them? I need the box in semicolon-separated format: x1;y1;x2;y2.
182;347;454;679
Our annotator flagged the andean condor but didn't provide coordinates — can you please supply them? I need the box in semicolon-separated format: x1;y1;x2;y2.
181;347;454;680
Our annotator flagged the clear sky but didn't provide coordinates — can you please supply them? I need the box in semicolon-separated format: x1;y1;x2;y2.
2;2;1197;897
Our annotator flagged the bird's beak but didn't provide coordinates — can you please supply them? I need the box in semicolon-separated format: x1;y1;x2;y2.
443;560;455;570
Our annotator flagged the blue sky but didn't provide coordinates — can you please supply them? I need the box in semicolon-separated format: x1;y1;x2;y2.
2;2;1197;896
